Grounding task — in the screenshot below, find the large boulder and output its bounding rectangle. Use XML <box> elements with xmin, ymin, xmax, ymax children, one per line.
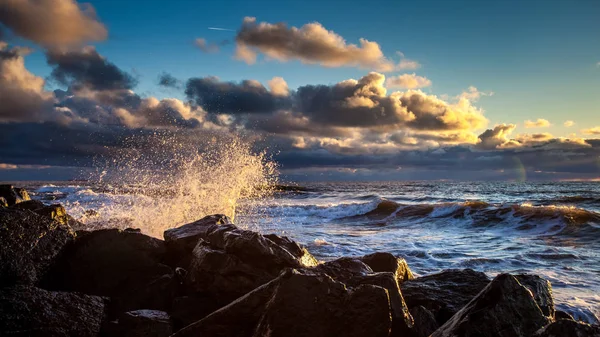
<box><xmin>534</xmin><ymin>319</ymin><xmax>600</xmax><ymax>337</ymax></box>
<box><xmin>0</xmin><ymin>207</ymin><xmax>75</xmax><ymax>286</ymax></box>
<box><xmin>42</xmin><ymin>228</ymin><xmax>174</xmax><ymax>316</ymax></box>
<box><xmin>401</xmin><ymin>268</ymin><xmax>490</xmax><ymax>325</ymax></box>
<box><xmin>411</xmin><ymin>305</ymin><xmax>439</xmax><ymax>337</ymax></box>
<box><xmin>515</xmin><ymin>274</ymin><xmax>555</xmax><ymax>319</ymax></box>
<box><xmin>0</xmin><ymin>184</ymin><xmax>30</xmax><ymax>206</ymax></box>
<box><xmin>431</xmin><ymin>274</ymin><xmax>551</xmax><ymax>337</ymax></box>
<box><xmin>118</xmin><ymin>310</ymin><xmax>173</xmax><ymax>337</ymax></box>
<box><xmin>360</xmin><ymin>252</ymin><xmax>415</xmax><ymax>283</ymax></box>
<box><xmin>183</xmin><ymin>221</ymin><xmax>318</xmax><ymax>302</ymax></box>
<box><xmin>0</xmin><ymin>285</ymin><xmax>106</xmax><ymax>337</ymax></box>
<box><xmin>11</xmin><ymin>200</ymin><xmax>72</xmax><ymax>226</ymax></box>
<box><xmin>174</xmin><ymin>269</ymin><xmax>393</xmax><ymax>337</ymax></box>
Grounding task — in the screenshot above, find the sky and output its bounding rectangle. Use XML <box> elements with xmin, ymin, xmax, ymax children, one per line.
<box><xmin>0</xmin><ymin>0</ymin><xmax>600</xmax><ymax>181</ymax></box>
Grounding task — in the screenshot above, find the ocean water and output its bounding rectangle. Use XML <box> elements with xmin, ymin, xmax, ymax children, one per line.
<box><xmin>22</xmin><ymin>180</ymin><xmax>600</xmax><ymax>323</ymax></box>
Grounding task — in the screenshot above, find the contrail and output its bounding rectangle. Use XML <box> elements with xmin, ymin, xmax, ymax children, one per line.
<box><xmin>208</xmin><ymin>27</ymin><xmax>234</xmax><ymax>31</ymax></box>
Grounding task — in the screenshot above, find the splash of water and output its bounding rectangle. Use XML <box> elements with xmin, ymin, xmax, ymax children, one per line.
<box><xmin>73</xmin><ymin>131</ymin><xmax>278</xmax><ymax>237</ymax></box>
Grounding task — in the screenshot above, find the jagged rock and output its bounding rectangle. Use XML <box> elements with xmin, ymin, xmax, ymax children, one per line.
<box><xmin>174</xmin><ymin>269</ymin><xmax>393</xmax><ymax>337</ymax></box>
<box><xmin>11</xmin><ymin>200</ymin><xmax>71</xmax><ymax>225</ymax></box>
<box><xmin>119</xmin><ymin>310</ymin><xmax>173</xmax><ymax>337</ymax></box>
<box><xmin>360</xmin><ymin>252</ymin><xmax>415</xmax><ymax>283</ymax></box>
<box><xmin>534</xmin><ymin>319</ymin><xmax>600</xmax><ymax>337</ymax></box>
<box><xmin>0</xmin><ymin>285</ymin><xmax>106</xmax><ymax>337</ymax></box>
<box><xmin>412</xmin><ymin>305</ymin><xmax>439</xmax><ymax>337</ymax></box>
<box><xmin>401</xmin><ymin>268</ymin><xmax>490</xmax><ymax>325</ymax></box>
<box><xmin>0</xmin><ymin>207</ymin><xmax>75</xmax><ymax>286</ymax></box>
<box><xmin>42</xmin><ymin>228</ymin><xmax>174</xmax><ymax>316</ymax></box>
<box><xmin>432</xmin><ymin>274</ymin><xmax>551</xmax><ymax>337</ymax></box>
<box><xmin>170</xmin><ymin>294</ymin><xmax>224</xmax><ymax>331</ymax></box>
<box><xmin>0</xmin><ymin>184</ymin><xmax>30</xmax><ymax>206</ymax></box>
<box><xmin>515</xmin><ymin>274</ymin><xmax>555</xmax><ymax>319</ymax></box>
<box><xmin>0</xmin><ymin>196</ymin><xmax>7</xmax><ymax>207</ymax></box>
<box><xmin>164</xmin><ymin>214</ymin><xmax>232</xmax><ymax>267</ymax></box>
<box><xmin>313</xmin><ymin>257</ymin><xmax>373</xmax><ymax>283</ymax></box>
<box><xmin>183</xmin><ymin>221</ymin><xmax>318</xmax><ymax>302</ymax></box>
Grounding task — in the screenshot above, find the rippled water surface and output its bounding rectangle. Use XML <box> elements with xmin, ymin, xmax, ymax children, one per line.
<box><xmin>24</xmin><ymin>181</ymin><xmax>600</xmax><ymax>323</ymax></box>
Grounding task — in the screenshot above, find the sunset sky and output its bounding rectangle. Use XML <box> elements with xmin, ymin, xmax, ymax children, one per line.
<box><xmin>1</xmin><ymin>0</ymin><xmax>599</xmax><ymax>181</ymax></box>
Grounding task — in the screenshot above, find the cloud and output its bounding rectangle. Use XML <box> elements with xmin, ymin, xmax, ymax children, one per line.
<box><xmin>267</xmin><ymin>77</ymin><xmax>289</xmax><ymax>96</ymax></box>
<box><xmin>564</xmin><ymin>120</ymin><xmax>575</xmax><ymax>127</ymax></box>
<box><xmin>234</xmin><ymin>17</ymin><xmax>403</xmax><ymax>72</ymax></box>
<box><xmin>46</xmin><ymin>46</ymin><xmax>137</xmax><ymax>92</ymax></box>
<box><xmin>208</xmin><ymin>27</ymin><xmax>234</xmax><ymax>32</ymax></box>
<box><xmin>457</xmin><ymin>86</ymin><xmax>493</xmax><ymax>102</ymax></box>
<box><xmin>158</xmin><ymin>72</ymin><xmax>182</xmax><ymax>89</ymax></box>
<box><xmin>476</xmin><ymin>124</ymin><xmax>517</xmax><ymax>149</ymax></box>
<box><xmin>385</xmin><ymin>73</ymin><xmax>431</xmax><ymax>89</ymax></box>
<box><xmin>582</xmin><ymin>127</ymin><xmax>600</xmax><ymax>135</ymax></box>
<box><xmin>524</xmin><ymin>118</ymin><xmax>551</xmax><ymax>128</ymax></box>
<box><xmin>185</xmin><ymin>76</ymin><xmax>292</xmax><ymax>114</ymax></box>
<box><xmin>195</xmin><ymin>38</ymin><xmax>220</xmax><ymax>53</ymax></box>
<box><xmin>0</xmin><ymin>0</ymin><xmax>107</xmax><ymax>48</ymax></box>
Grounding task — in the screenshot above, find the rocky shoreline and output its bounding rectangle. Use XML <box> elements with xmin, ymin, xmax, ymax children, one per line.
<box><xmin>1</xmin><ymin>184</ymin><xmax>599</xmax><ymax>337</ymax></box>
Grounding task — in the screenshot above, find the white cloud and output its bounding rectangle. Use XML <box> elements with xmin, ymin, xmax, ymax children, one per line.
<box><xmin>524</xmin><ymin>118</ymin><xmax>551</xmax><ymax>128</ymax></box>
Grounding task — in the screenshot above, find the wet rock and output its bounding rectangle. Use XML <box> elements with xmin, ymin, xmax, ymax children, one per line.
<box><xmin>184</xmin><ymin>221</ymin><xmax>318</xmax><ymax>302</ymax></box>
<box><xmin>432</xmin><ymin>274</ymin><xmax>551</xmax><ymax>337</ymax></box>
<box><xmin>411</xmin><ymin>305</ymin><xmax>439</xmax><ymax>337</ymax></box>
<box><xmin>0</xmin><ymin>184</ymin><xmax>30</xmax><ymax>206</ymax></box>
<box><xmin>42</xmin><ymin>228</ymin><xmax>174</xmax><ymax>316</ymax></box>
<box><xmin>360</xmin><ymin>252</ymin><xmax>415</xmax><ymax>283</ymax></box>
<box><xmin>401</xmin><ymin>268</ymin><xmax>490</xmax><ymax>325</ymax></box>
<box><xmin>170</xmin><ymin>295</ymin><xmax>223</xmax><ymax>331</ymax></box>
<box><xmin>534</xmin><ymin>319</ymin><xmax>600</xmax><ymax>337</ymax></box>
<box><xmin>11</xmin><ymin>200</ymin><xmax>71</xmax><ymax>225</ymax></box>
<box><xmin>164</xmin><ymin>214</ymin><xmax>231</xmax><ymax>267</ymax></box>
<box><xmin>515</xmin><ymin>274</ymin><xmax>555</xmax><ymax>319</ymax></box>
<box><xmin>0</xmin><ymin>285</ymin><xmax>106</xmax><ymax>337</ymax></box>
<box><xmin>313</xmin><ymin>257</ymin><xmax>373</xmax><ymax>284</ymax></box>
<box><xmin>0</xmin><ymin>207</ymin><xmax>75</xmax><ymax>286</ymax></box>
<box><xmin>119</xmin><ymin>310</ymin><xmax>173</xmax><ymax>337</ymax></box>
<box><xmin>175</xmin><ymin>269</ymin><xmax>393</xmax><ymax>337</ymax></box>
<box><xmin>0</xmin><ymin>196</ymin><xmax>7</xmax><ymax>207</ymax></box>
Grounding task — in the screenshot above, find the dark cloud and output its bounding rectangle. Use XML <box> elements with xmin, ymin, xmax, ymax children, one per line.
<box><xmin>0</xmin><ymin>0</ymin><xmax>107</xmax><ymax>48</ymax></box>
<box><xmin>158</xmin><ymin>72</ymin><xmax>181</xmax><ymax>89</ymax></box>
<box><xmin>47</xmin><ymin>47</ymin><xmax>137</xmax><ymax>92</ymax></box>
<box><xmin>185</xmin><ymin>76</ymin><xmax>291</xmax><ymax>114</ymax></box>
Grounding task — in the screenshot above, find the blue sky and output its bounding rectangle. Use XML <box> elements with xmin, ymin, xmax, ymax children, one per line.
<box><xmin>20</xmin><ymin>0</ymin><xmax>598</xmax><ymax>136</ymax></box>
<box><xmin>1</xmin><ymin>0</ymin><xmax>600</xmax><ymax>180</ymax></box>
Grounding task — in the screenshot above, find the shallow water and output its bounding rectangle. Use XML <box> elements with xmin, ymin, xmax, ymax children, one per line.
<box><xmin>24</xmin><ymin>180</ymin><xmax>600</xmax><ymax>323</ymax></box>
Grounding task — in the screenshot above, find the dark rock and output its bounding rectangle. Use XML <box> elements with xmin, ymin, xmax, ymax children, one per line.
<box><xmin>0</xmin><ymin>285</ymin><xmax>106</xmax><ymax>337</ymax></box>
<box><xmin>170</xmin><ymin>294</ymin><xmax>224</xmax><ymax>331</ymax></box>
<box><xmin>555</xmin><ymin>310</ymin><xmax>574</xmax><ymax>320</ymax></box>
<box><xmin>401</xmin><ymin>268</ymin><xmax>490</xmax><ymax>325</ymax></box>
<box><xmin>431</xmin><ymin>274</ymin><xmax>551</xmax><ymax>337</ymax></box>
<box><xmin>0</xmin><ymin>207</ymin><xmax>75</xmax><ymax>286</ymax></box>
<box><xmin>42</xmin><ymin>228</ymin><xmax>174</xmax><ymax>316</ymax></box>
<box><xmin>411</xmin><ymin>305</ymin><xmax>439</xmax><ymax>337</ymax></box>
<box><xmin>119</xmin><ymin>310</ymin><xmax>173</xmax><ymax>337</ymax></box>
<box><xmin>0</xmin><ymin>185</ymin><xmax>30</xmax><ymax>206</ymax></box>
<box><xmin>360</xmin><ymin>252</ymin><xmax>415</xmax><ymax>283</ymax></box>
<box><xmin>11</xmin><ymin>200</ymin><xmax>71</xmax><ymax>226</ymax></box>
<box><xmin>183</xmin><ymin>221</ymin><xmax>317</xmax><ymax>302</ymax></box>
<box><xmin>515</xmin><ymin>274</ymin><xmax>555</xmax><ymax>319</ymax></box>
<box><xmin>175</xmin><ymin>269</ymin><xmax>393</xmax><ymax>337</ymax></box>
<box><xmin>313</xmin><ymin>257</ymin><xmax>373</xmax><ymax>283</ymax></box>
<box><xmin>0</xmin><ymin>196</ymin><xmax>7</xmax><ymax>207</ymax></box>
<box><xmin>163</xmin><ymin>214</ymin><xmax>231</xmax><ymax>267</ymax></box>
<box><xmin>534</xmin><ymin>319</ymin><xmax>600</xmax><ymax>337</ymax></box>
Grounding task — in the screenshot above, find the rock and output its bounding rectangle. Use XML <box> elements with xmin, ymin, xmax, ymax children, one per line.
<box><xmin>0</xmin><ymin>184</ymin><xmax>30</xmax><ymax>206</ymax></box>
<box><xmin>313</xmin><ymin>257</ymin><xmax>373</xmax><ymax>284</ymax></box>
<box><xmin>170</xmin><ymin>295</ymin><xmax>224</xmax><ymax>331</ymax></box>
<box><xmin>401</xmin><ymin>268</ymin><xmax>490</xmax><ymax>325</ymax></box>
<box><xmin>11</xmin><ymin>200</ymin><xmax>72</xmax><ymax>225</ymax></box>
<box><xmin>183</xmin><ymin>221</ymin><xmax>318</xmax><ymax>302</ymax></box>
<box><xmin>534</xmin><ymin>319</ymin><xmax>600</xmax><ymax>337</ymax></box>
<box><xmin>42</xmin><ymin>228</ymin><xmax>174</xmax><ymax>316</ymax></box>
<box><xmin>175</xmin><ymin>269</ymin><xmax>393</xmax><ymax>337</ymax></box>
<box><xmin>411</xmin><ymin>305</ymin><xmax>439</xmax><ymax>337</ymax></box>
<box><xmin>360</xmin><ymin>252</ymin><xmax>415</xmax><ymax>283</ymax></box>
<box><xmin>0</xmin><ymin>285</ymin><xmax>106</xmax><ymax>337</ymax></box>
<box><xmin>515</xmin><ymin>274</ymin><xmax>555</xmax><ymax>319</ymax></box>
<box><xmin>0</xmin><ymin>196</ymin><xmax>7</xmax><ymax>207</ymax></box>
<box><xmin>0</xmin><ymin>207</ymin><xmax>75</xmax><ymax>286</ymax></box>
<box><xmin>119</xmin><ymin>310</ymin><xmax>173</xmax><ymax>337</ymax></box>
<box><xmin>431</xmin><ymin>274</ymin><xmax>551</xmax><ymax>337</ymax></box>
<box><xmin>164</xmin><ymin>214</ymin><xmax>232</xmax><ymax>267</ymax></box>
<box><xmin>554</xmin><ymin>310</ymin><xmax>574</xmax><ymax>320</ymax></box>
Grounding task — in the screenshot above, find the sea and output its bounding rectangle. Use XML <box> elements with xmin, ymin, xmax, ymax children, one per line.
<box><xmin>18</xmin><ymin>180</ymin><xmax>600</xmax><ymax>324</ymax></box>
